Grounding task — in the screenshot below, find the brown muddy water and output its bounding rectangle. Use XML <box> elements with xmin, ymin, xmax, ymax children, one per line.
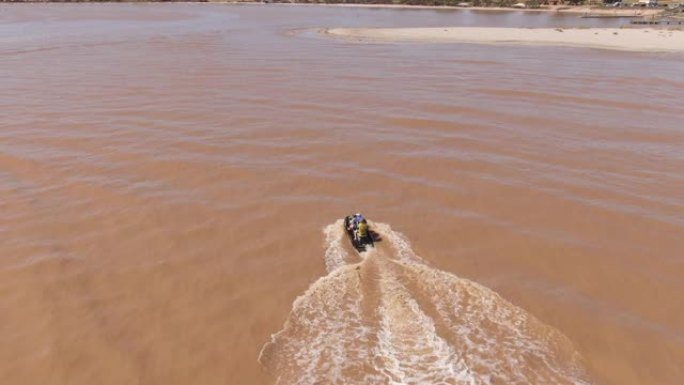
<box><xmin>1</xmin><ymin>3</ymin><xmax>683</xmax><ymax>385</ymax></box>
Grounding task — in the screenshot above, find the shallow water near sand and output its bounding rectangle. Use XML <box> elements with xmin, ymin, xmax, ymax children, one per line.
<box><xmin>1</xmin><ymin>3</ymin><xmax>683</xmax><ymax>385</ymax></box>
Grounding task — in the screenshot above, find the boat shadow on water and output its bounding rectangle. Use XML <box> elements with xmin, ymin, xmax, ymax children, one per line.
<box><xmin>369</xmin><ymin>230</ymin><xmax>382</xmax><ymax>244</ymax></box>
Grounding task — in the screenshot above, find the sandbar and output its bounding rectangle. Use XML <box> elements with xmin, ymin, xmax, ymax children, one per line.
<box><xmin>323</xmin><ymin>27</ymin><xmax>684</xmax><ymax>52</ymax></box>
<box><xmin>317</xmin><ymin>3</ymin><xmax>663</xmax><ymax>17</ymax></box>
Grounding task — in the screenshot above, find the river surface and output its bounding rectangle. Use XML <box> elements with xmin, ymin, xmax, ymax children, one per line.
<box><xmin>1</xmin><ymin>3</ymin><xmax>683</xmax><ymax>385</ymax></box>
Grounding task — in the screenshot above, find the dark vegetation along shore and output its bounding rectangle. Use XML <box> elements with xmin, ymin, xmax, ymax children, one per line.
<box><xmin>3</xmin><ymin>0</ymin><xmax>682</xmax><ymax>13</ymax></box>
<box><xmin>0</xmin><ymin>0</ymin><xmax>670</xmax><ymax>6</ymax></box>
<box><xmin>0</xmin><ymin>0</ymin><xmax>592</xmax><ymax>4</ymax></box>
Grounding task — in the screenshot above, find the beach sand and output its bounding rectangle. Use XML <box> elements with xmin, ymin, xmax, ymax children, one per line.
<box><xmin>324</xmin><ymin>27</ymin><xmax>684</xmax><ymax>52</ymax></box>
<box><xmin>325</xmin><ymin>3</ymin><xmax>662</xmax><ymax>16</ymax></box>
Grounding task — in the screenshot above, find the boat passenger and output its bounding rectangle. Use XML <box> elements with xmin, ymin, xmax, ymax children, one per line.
<box><xmin>347</xmin><ymin>216</ymin><xmax>355</xmax><ymax>231</ymax></box>
<box><xmin>352</xmin><ymin>213</ymin><xmax>364</xmax><ymax>229</ymax></box>
<box><xmin>358</xmin><ymin>219</ymin><xmax>368</xmax><ymax>242</ymax></box>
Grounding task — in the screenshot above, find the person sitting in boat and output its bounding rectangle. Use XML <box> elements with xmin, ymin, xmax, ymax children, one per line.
<box><xmin>346</xmin><ymin>215</ymin><xmax>355</xmax><ymax>232</ymax></box>
<box><xmin>347</xmin><ymin>213</ymin><xmax>360</xmax><ymax>231</ymax></box>
<box><xmin>352</xmin><ymin>213</ymin><xmax>365</xmax><ymax>229</ymax></box>
<box><xmin>350</xmin><ymin>213</ymin><xmax>366</xmax><ymax>241</ymax></box>
<box><xmin>357</xmin><ymin>219</ymin><xmax>368</xmax><ymax>242</ymax></box>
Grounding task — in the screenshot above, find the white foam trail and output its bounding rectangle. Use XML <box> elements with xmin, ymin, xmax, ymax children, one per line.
<box><xmin>399</xmin><ymin>261</ymin><xmax>589</xmax><ymax>385</ymax></box>
<box><xmin>259</xmin><ymin>264</ymin><xmax>381</xmax><ymax>385</ymax></box>
<box><xmin>371</xmin><ymin>222</ymin><xmax>425</xmax><ymax>265</ymax></box>
<box><xmin>260</xmin><ymin>220</ymin><xmax>591</xmax><ymax>385</ymax></box>
<box><xmin>380</xmin><ymin>225</ymin><xmax>590</xmax><ymax>385</ymax></box>
<box><xmin>374</xmin><ymin>266</ymin><xmax>475</xmax><ymax>385</ymax></box>
<box><xmin>322</xmin><ymin>219</ymin><xmax>349</xmax><ymax>273</ymax></box>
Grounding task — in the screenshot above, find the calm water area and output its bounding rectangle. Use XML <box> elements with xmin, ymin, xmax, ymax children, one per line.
<box><xmin>1</xmin><ymin>3</ymin><xmax>683</xmax><ymax>385</ymax></box>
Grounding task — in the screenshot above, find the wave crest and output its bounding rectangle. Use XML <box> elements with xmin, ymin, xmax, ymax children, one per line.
<box><xmin>259</xmin><ymin>221</ymin><xmax>589</xmax><ymax>385</ymax></box>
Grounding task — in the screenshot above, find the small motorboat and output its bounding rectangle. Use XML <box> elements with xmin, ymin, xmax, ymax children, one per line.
<box><xmin>344</xmin><ymin>214</ymin><xmax>374</xmax><ymax>252</ymax></box>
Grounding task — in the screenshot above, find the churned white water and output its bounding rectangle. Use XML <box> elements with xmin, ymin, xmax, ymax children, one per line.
<box><xmin>259</xmin><ymin>221</ymin><xmax>590</xmax><ymax>385</ymax></box>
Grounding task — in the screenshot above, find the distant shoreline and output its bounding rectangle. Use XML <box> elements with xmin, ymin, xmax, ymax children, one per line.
<box><xmin>264</xmin><ymin>2</ymin><xmax>664</xmax><ymax>17</ymax></box>
<box><xmin>0</xmin><ymin>0</ymin><xmax>666</xmax><ymax>17</ymax></box>
<box><xmin>324</xmin><ymin>26</ymin><xmax>684</xmax><ymax>52</ymax></box>
<box><xmin>0</xmin><ymin>0</ymin><xmax>669</xmax><ymax>23</ymax></box>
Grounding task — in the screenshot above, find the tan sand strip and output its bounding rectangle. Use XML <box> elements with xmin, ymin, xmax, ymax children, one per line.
<box><xmin>323</xmin><ymin>27</ymin><xmax>684</xmax><ymax>52</ymax></box>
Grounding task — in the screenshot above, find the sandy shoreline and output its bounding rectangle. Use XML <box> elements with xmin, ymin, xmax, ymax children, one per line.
<box><xmin>6</xmin><ymin>1</ymin><xmax>664</xmax><ymax>17</ymax></box>
<box><xmin>324</xmin><ymin>27</ymin><xmax>684</xmax><ymax>52</ymax></box>
<box><xmin>316</xmin><ymin>3</ymin><xmax>663</xmax><ymax>17</ymax></box>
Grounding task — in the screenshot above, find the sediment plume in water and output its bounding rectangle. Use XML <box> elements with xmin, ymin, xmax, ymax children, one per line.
<box><xmin>259</xmin><ymin>220</ymin><xmax>590</xmax><ymax>385</ymax></box>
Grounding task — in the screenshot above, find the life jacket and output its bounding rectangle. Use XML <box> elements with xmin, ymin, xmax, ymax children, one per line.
<box><xmin>358</xmin><ymin>221</ymin><xmax>368</xmax><ymax>238</ymax></box>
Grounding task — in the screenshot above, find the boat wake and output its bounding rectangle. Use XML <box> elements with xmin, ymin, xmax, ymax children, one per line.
<box><xmin>259</xmin><ymin>220</ymin><xmax>590</xmax><ymax>385</ymax></box>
